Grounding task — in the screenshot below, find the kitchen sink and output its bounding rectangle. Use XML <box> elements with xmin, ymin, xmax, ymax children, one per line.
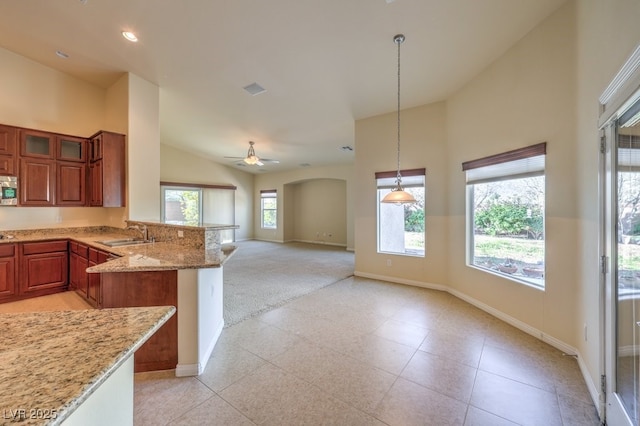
<box><xmin>97</xmin><ymin>238</ymin><xmax>150</xmax><ymax>247</ymax></box>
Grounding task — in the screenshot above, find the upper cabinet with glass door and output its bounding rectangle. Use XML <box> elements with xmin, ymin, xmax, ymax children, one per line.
<box><xmin>57</xmin><ymin>135</ymin><xmax>86</xmax><ymax>163</ymax></box>
<box><xmin>20</xmin><ymin>129</ymin><xmax>54</xmax><ymax>159</ymax></box>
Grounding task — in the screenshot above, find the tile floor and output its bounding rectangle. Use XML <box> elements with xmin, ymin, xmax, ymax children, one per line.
<box><xmin>134</xmin><ymin>277</ymin><xmax>601</xmax><ymax>426</ymax></box>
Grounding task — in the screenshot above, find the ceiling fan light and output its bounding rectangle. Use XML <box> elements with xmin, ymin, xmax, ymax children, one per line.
<box><xmin>244</xmin><ymin>155</ymin><xmax>260</xmax><ymax>165</ymax></box>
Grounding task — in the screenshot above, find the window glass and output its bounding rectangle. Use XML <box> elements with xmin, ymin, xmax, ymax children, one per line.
<box><xmin>377</xmin><ymin>175</ymin><xmax>425</xmax><ymax>257</ymax></box>
<box><xmin>261</xmin><ymin>191</ymin><xmax>277</xmax><ymax>229</ymax></box>
<box><xmin>465</xmin><ymin>146</ymin><xmax>546</xmax><ymax>288</ymax></box>
<box><xmin>161</xmin><ymin>187</ymin><xmax>202</xmax><ymax>225</ymax></box>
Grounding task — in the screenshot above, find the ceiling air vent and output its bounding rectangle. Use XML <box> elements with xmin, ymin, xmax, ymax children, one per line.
<box><xmin>243</xmin><ymin>82</ymin><xmax>267</xmax><ymax>96</ymax></box>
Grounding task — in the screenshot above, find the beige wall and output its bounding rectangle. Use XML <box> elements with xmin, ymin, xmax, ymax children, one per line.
<box><xmin>127</xmin><ymin>74</ymin><xmax>160</xmax><ymax>222</ymax></box>
<box><xmin>0</xmin><ymin>46</ymin><xmax>114</xmax><ymax>229</ymax></box>
<box><xmin>447</xmin><ymin>2</ymin><xmax>577</xmax><ymax>342</ymax></box>
<box><xmin>254</xmin><ymin>165</ymin><xmax>355</xmax><ymax>250</ymax></box>
<box><xmin>289</xmin><ymin>179</ymin><xmax>347</xmax><ymax>246</ymax></box>
<box><xmin>160</xmin><ymin>144</ymin><xmax>254</xmax><ymax>241</ymax></box>
<box><xmin>575</xmin><ymin>0</ymin><xmax>640</xmax><ymax>401</ymax></box>
<box><xmin>355</xmin><ymin>102</ymin><xmax>449</xmax><ymax>286</ymax></box>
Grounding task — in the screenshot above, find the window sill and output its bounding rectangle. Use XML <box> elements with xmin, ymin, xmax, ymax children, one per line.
<box><xmin>467</xmin><ymin>264</ymin><xmax>545</xmax><ymax>291</ymax></box>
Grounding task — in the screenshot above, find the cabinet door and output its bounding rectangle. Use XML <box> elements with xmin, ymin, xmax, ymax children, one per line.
<box><xmin>0</xmin><ymin>154</ymin><xmax>15</xmax><ymax>176</ymax></box>
<box><xmin>20</xmin><ymin>129</ymin><xmax>54</xmax><ymax>159</ymax></box>
<box><xmin>89</xmin><ymin>134</ymin><xmax>102</xmax><ymax>161</ymax></box>
<box><xmin>0</xmin><ymin>244</ymin><xmax>17</xmax><ymax>300</ymax></box>
<box><xmin>0</xmin><ymin>125</ymin><xmax>16</xmax><ymax>156</ymax></box>
<box><xmin>57</xmin><ymin>136</ymin><xmax>87</xmax><ymax>162</ymax></box>
<box><xmin>0</xmin><ymin>125</ymin><xmax>16</xmax><ymax>176</ymax></box>
<box><xmin>20</xmin><ymin>251</ymin><xmax>68</xmax><ymax>294</ymax></box>
<box><xmin>19</xmin><ymin>158</ymin><xmax>55</xmax><ymax>206</ymax></box>
<box><xmin>89</xmin><ymin>160</ymin><xmax>103</xmax><ymax>206</ymax></box>
<box><xmin>57</xmin><ymin>161</ymin><xmax>86</xmax><ymax>206</ymax></box>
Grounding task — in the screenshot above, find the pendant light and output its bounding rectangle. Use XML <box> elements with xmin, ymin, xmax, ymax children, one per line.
<box><xmin>381</xmin><ymin>34</ymin><xmax>416</xmax><ymax>204</ymax></box>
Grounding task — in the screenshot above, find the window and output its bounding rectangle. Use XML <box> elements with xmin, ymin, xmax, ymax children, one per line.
<box><xmin>160</xmin><ymin>181</ymin><xmax>237</xmax><ymax>243</ymax></box>
<box><xmin>376</xmin><ymin>168</ymin><xmax>425</xmax><ymax>257</ymax></box>
<box><xmin>261</xmin><ymin>190</ymin><xmax>277</xmax><ymax>229</ymax></box>
<box><xmin>463</xmin><ymin>143</ymin><xmax>546</xmax><ymax>288</ymax></box>
<box><xmin>161</xmin><ymin>186</ymin><xmax>202</xmax><ymax>224</ymax></box>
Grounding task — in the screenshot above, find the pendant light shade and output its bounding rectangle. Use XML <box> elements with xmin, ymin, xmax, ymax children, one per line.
<box><xmin>381</xmin><ymin>34</ymin><xmax>416</xmax><ymax>204</ymax></box>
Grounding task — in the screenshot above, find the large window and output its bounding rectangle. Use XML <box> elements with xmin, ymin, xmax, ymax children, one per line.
<box><xmin>161</xmin><ymin>186</ymin><xmax>202</xmax><ymax>224</ymax></box>
<box><xmin>376</xmin><ymin>168</ymin><xmax>425</xmax><ymax>257</ymax></box>
<box><xmin>261</xmin><ymin>189</ymin><xmax>277</xmax><ymax>229</ymax></box>
<box><xmin>160</xmin><ymin>181</ymin><xmax>237</xmax><ymax>243</ymax></box>
<box><xmin>463</xmin><ymin>143</ymin><xmax>546</xmax><ymax>288</ymax></box>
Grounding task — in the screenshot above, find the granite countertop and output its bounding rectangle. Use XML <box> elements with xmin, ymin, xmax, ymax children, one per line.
<box><xmin>0</xmin><ymin>306</ymin><xmax>176</xmax><ymax>426</ymax></box>
<box><xmin>0</xmin><ymin>228</ymin><xmax>237</xmax><ymax>273</ymax></box>
<box><xmin>85</xmin><ymin>241</ymin><xmax>237</xmax><ymax>273</ymax></box>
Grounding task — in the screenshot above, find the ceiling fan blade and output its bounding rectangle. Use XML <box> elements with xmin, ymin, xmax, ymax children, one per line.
<box><xmin>260</xmin><ymin>158</ymin><xmax>280</xmax><ymax>163</ymax></box>
<box><xmin>224</xmin><ymin>156</ymin><xmax>245</xmax><ymax>160</ymax></box>
<box><xmin>256</xmin><ymin>160</ymin><xmax>264</xmax><ymax>166</ymax></box>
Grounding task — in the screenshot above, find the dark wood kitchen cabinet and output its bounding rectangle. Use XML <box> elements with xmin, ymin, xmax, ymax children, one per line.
<box><xmin>19</xmin><ymin>157</ymin><xmax>55</xmax><ymax>206</ymax></box>
<box><xmin>87</xmin><ymin>247</ymin><xmax>109</xmax><ymax>307</ymax></box>
<box><xmin>20</xmin><ymin>240</ymin><xmax>68</xmax><ymax>296</ymax></box>
<box><xmin>101</xmin><ymin>270</ymin><xmax>178</xmax><ymax>372</ymax></box>
<box><xmin>69</xmin><ymin>241</ymin><xmax>89</xmax><ymax>296</ymax></box>
<box><xmin>0</xmin><ymin>244</ymin><xmax>17</xmax><ymax>300</ymax></box>
<box><xmin>20</xmin><ymin>129</ymin><xmax>54</xmax><ymax>159</ymax></box>
<box><xmin>0</xmin><ymin>125</ymin><xmax>17</xmax><ymax>176</ymax></box>
<box><xmin>57</xmin><ymin>135</ymin><xmax>86</xmax><ymax>163</ymax></box>
<box><xmin>57</xmin><ymin>161</ymin><xmax>86</xmax><ymax>206</ymax></box>
<box><xmin>89</xmin><ymin>131</ymin><xmax>125</xmax><ymax>207</ymax></box>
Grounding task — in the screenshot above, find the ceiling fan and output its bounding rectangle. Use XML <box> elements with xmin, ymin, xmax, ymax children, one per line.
<box><xmin>225</xmin><ymin>141</ymin><xmax>280</xmax><ymax>166</ymax></box>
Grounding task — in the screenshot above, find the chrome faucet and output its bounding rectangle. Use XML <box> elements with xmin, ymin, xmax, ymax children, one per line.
<box><xmin>127</xmin><ymin>224</ymin><xmax>148</xmax><ymax>241</ymax></box>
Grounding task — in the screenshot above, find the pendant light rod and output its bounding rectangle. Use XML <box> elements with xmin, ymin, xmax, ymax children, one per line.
<box><xmin>394</xmin><ymin>34</ymin><xmax>404</xmax><ymax>182</ymax></box>
<box><xmin>381</xmin><ymin>34</ymin><xmax>416</xmax><ymax>204</ymax></box>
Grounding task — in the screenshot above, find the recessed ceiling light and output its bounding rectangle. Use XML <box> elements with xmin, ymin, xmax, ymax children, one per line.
<box><xmin>55</xmin><ymin>50</ymin><xmax>69</xmax><ymax>59</ymax></box>
<box><xmin>122</xmin><ymin>31</ymin><xmax>138</xmax><ymax>42</ymax></box>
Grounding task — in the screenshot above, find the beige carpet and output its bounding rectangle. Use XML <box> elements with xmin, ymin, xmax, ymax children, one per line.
<box><xmin>223</xmin><ymin>240</ymin><xmax>354</xmax><ymax>326</ymax></box>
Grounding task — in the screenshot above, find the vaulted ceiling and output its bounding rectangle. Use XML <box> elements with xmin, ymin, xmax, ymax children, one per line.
<box><xmin>0</xmin><ymin>0</ymin><xmax>566</xmax><ymax>173</ymax></box>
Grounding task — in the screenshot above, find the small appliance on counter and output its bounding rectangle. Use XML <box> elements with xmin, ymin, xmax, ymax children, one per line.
<box><xmin>0</xmin><ymin>176</ymin><xmax>18</xmax><ymax>206</ymax></box>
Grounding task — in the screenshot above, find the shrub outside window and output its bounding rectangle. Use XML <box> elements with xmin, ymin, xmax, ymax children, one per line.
<box><xmin>463</xmin><ymin>143</ymin><xmax>546</xmax><ymax>288</ymax></box>
<box><xmin>161</xmin><ymin>187</ymin><xmax>202</xmax><ymax>225</ymax></box>
<box><xmin>376</xmin><ymin>168</ymin><xmax>425</xmax><ymax>257</ymax></box>
<box><xmin>261</xmin><ymin>189</ymin><xmax>277</xmax><ymax>229</ymax></box>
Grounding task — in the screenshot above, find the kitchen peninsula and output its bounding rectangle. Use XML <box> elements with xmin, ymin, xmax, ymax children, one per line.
<box><xmin>0</xmin><ymin>220</ymin><xmax>238</xmax><ymax>377</ymax></box>
<box><xmin>1</xmin><ymin>305</ymin><xmax>175</xmax><ymax>426</ymax></box>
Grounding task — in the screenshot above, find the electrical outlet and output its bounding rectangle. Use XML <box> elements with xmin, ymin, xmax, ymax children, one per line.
<box><xmin>387</xmin><ymin>259</ymin><xmax>392</xmax><ymax>267</ymax></box>
<box><xmin>584</xmin><ymin>323</ymin><xmax>588</xmax><ymax>341</ymax></box>
<box><xmin>178</xmin><ymin>230</ymin><xmax>184</xmax><ymax>238</ymax></box>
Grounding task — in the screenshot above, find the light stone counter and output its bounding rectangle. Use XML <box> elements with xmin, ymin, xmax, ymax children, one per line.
<box><xmin>0</xmin><ymin>306</ymin><xmax>175</xmax><ymax>425</ymax></box>
<box><xmin>0</xmin><ymin>226</ymin><xmax>237</xmax><ymax>273</ymax></box>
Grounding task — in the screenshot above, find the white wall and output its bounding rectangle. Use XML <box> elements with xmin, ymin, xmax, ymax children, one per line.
<box><xmin>253</xmin><ymin>164</ymin><xmax>355</xmax><ymax>250</ymax></box>
<box><xmin>127</xmin><ymin>74</ymin><xmax>160</xmax><ymax>222</ymax></box>
<box><xmin>289</xmin><ymin>179</ymin><xmax>347</xmax><ymax>246</ymax></box>
<box><xmin>575</xmin><ymin>0</ymin><xmax>640</xmax><ymax>403</ymax></box>
<box><xmin>0</xmin><ymin>46</ymin><xmax>115</xmax><ymax>230</ymax></box>
<box><xmin>160</xmin><ymin>144</ymin><xmax>254</xmax><ymax>241</ymax></box>
<box><xmin>355</xmin><ymin>102</ymin><xmax>449</xmax><ymax>286</ymax></box>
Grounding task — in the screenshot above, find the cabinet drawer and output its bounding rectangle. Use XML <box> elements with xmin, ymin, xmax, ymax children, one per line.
<box><xmin>22</xmin><ymin>240</ymin><xmax>68</xmax><ymax>255</ymax></box>
<box><xmin>0</xmin><ymin>244</ymin><xmax>15</xmax><ymax>257</ymax></box>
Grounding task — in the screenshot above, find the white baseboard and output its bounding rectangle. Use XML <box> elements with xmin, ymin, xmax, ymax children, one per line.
<box><xmin>293</xmin><ymin>239</ymin><xmax>347</xmax><ymax>248</ymax></box>
<box><xmin>354</xmin><ymin>270</ymin><xmax>601</xmax><ymax>416</ymax></box>
<box><xmin>175</xmin><ymin>363</ymin><xmax>200</xmax><ymax>377</ymax></box>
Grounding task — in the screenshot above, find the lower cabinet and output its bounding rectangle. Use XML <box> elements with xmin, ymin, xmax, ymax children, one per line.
<box><xmin>70</xmin><ymin>241</ymin><xmax>110</xmax><ymax>308</ymax></box>
<box><xmin>101</xmin><ymin>270</ymin><xmax>178</xmax><ymax>373</ymax></box>
<box><xmin>0</xmin><ymin>244</ymin><xmax>17</xmax><ymax>300</ymax></box>
<box><xmin>20</xmin><ymin>240</ymin><xmax>68</xmax><ymax>296</ymax></box>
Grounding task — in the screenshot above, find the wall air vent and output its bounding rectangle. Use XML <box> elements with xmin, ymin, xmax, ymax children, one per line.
<box><xmin>243</xmin><ymin>82</ymin><xmax>267</xmax><ymax>96</ymax></box>
<box><xmin>300</xmin><ymin>163</ymin><xmax>311</xmax><ymax>167</ymax></box>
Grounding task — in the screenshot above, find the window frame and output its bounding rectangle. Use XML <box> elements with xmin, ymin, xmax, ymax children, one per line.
<box><xmin>261</xmin><ymin>189</ymin><xmax>277</xmax><ymax>229</ymax></box>
<box><xmin>376</xmin><ymin>168</ymin><xmax>426</xmax><ymax>257</ymax></box>
<box><xmin>463</xmin><ymin>143</ymin><xmax>547</xmax><ymax>289</ymax></box>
